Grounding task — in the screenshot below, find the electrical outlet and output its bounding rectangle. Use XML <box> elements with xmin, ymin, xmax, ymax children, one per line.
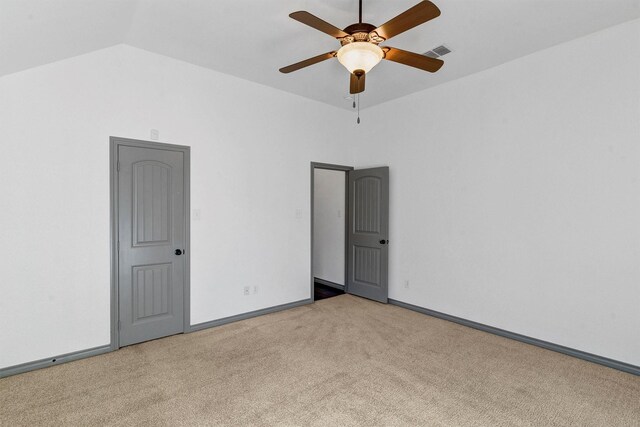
<box><xmin>253</xmin><ymin>285</ymin><xmax>259</xmax><ymax>294</ymax></box>
<box><xmin>243</xmin><ymin>286</ymin><xmax>250</xmax><ymax>296</ymax></box>
<box><xmin>150</xmin><ymin>129</ymin><xmax>159</xmax><ymax>140</ymax></box>
<box><xmin>404</xmin><ymin>280</ymin><xmax>410</xmax><ymax>289</ymax></box>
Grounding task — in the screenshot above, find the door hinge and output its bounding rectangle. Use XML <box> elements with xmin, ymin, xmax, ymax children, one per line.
<box><xmin>117</xmin><ymin>241</ymin><xmax>120</xmax><ymax>252</ymax></box>
<box><xmin>117</xmin><ymin>161</ymin><xmax>120</xmax><ymax>172</ymax></box>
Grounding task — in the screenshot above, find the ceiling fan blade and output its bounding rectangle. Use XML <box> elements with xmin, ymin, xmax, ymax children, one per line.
<box><xmin>279</xmin><ymin>51</ymin><xmax>336</xmax><ymax>74</ymax></box>
<box><xmin>383</xmin><ymin>47</ymin><xmax>444</xmax><ymax>72</ymax></box>
<box><xmin>350</xmin><ymin>72</ymin><xmax>366</xmax><ymax>94</ymax></box>
<box><xmin>289</xmin><ymin>11</ymin><xmax>349</xmax><ymax>39</ymax></box>
<box><xmin>372</xmin><ymin>1</ymin><xmax>441</xmax><ymax>41</ymax></box>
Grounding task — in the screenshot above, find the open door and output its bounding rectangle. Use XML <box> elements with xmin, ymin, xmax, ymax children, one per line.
<box><xmin>347</xmin><ymin>167</ymin><xmax>389</xmax><ymax>303</ymax></box>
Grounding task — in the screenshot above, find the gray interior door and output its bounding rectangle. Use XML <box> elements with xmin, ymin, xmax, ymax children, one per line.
<box><xmin>347</xmin><ymin>167</ymin><xmax>389</xmax><ymax>303</ymax></box>
<box><xmin>118</xmin><ymin>145</ymin><xmax>185</xmax><ymax>347</ymax></box>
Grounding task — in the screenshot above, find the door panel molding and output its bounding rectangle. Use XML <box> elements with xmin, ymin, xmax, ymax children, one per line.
<box><xmin>110</xmin><ymin>137</ymin><xmax>191</xmax><ymax>350</ymax></box>
<box><xmin>132</xmin><ymin>160</ymin><xmax>173</xmax><ymax>247</ymax></box>
<box><xmin>131</xmin><ymin>262</ymin><xmax>173</xmax><ymax>323</ymax></box>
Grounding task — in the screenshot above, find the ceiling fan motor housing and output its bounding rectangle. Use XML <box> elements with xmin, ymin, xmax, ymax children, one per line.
<box><xmin>341</xmin><ymin>22</ymin><xmax>385</xmax><ymax>46</ymax></box>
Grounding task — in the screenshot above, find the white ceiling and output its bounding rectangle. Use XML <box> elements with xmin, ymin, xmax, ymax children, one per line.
<box><xmin>1</xmin><ymin>0</ymin><xmax>638</xmax><ymax>109</ymax></box>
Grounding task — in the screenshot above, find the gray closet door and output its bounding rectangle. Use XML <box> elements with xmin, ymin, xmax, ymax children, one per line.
<box><xmin>347</xmin><ymin>167</ymin><xmax>389</xmax><ymax>303</ymax></box>
<box><xmin>118</xmin><ymin>145</ymin><xmax>185</xmax><ymax>347</ymax></box>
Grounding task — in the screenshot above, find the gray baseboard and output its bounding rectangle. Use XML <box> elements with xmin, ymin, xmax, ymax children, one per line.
<box><xmin>0</xmin><ymin>345</ymin><xmax>112</xmax><ymax>379</ymax></box>
<box><xmin>2</xmin><ymin>299</ymin><xmax>313</xmax><ymax>379</ymax></box>
<box><xmin>314</xmin><ymin>277</ymin><xmax>345</xmax><ymax>291</ymax></box>
<box><xmin>189</xmin><ymin>298</ymin><xmax>313</xmax><ymax>332</ymax></box>
<box><xmin>389</xmin><ymin>299</ymin><xmax>639</xmax><ymax>376</ymax></box>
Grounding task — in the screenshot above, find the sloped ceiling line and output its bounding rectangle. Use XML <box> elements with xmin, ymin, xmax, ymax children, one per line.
<box><xmin>1</xmin><ymin>0</ymin><xmax>638</xmax><ymax>109</ymax></box>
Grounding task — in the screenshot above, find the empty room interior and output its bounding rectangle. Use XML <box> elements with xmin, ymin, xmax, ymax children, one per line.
<box><xmin>1</xmin><ymin>0</ymin><xmax>639</xmax><ymax>425</ymax></box>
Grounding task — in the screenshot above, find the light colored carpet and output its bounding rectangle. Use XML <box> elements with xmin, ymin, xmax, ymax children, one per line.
<box><xmin>1</xmin><ymin>294</ymin><xmax>639</xmax><ymax>426</ymax></box>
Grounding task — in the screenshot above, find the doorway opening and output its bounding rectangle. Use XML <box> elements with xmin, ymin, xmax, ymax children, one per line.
<box><xmin>310</xmin><ymin>163</ymin><xmax>353</xmax><ymax>301</ymax></box>
<box><xmin>311</xmin><ymin>162</ymin><xmax>390</xmax><ymax>304</ymax></box>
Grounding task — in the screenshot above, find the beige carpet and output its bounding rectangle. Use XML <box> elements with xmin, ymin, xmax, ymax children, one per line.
<box><xmin>1</xmin><ymin>294</ymin><xmax>639</xmax><ymax>426</ymax></box>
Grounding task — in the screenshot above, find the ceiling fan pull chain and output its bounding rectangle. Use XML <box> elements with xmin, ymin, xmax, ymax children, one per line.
<box><xmin>357</xmin><ymin>94</ymin><xmax>361</xmax><ymax>124</ymax></box>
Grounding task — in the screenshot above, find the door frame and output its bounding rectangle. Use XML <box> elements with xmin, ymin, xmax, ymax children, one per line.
<box><xmin>310</xmin><ymin>162</ymin><xmax>353</xmax><ymax>301</ymax></box>
<box><xmin>109</xmin><ymin>136</ymin><xmax>191</xmax><ymax>350</ymax></box>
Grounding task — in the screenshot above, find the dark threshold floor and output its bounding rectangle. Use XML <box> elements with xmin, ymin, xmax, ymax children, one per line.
<box><xmin>314</xmin><ymin>282</ymin><xmax>345</xmax><ymax>301</ymax></box>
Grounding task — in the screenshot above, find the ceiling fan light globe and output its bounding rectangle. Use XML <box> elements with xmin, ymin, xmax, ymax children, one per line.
<box><xmin>337</xmin><ymin>42</ymin><xmax>383</xmax><ymax>74</ymax></box>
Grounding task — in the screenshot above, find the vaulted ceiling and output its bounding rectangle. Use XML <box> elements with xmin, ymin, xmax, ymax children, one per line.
<box><xmin>1</xmin><ymin>0</ymin><xmax>638</xmax><ymax>109</ymax></box>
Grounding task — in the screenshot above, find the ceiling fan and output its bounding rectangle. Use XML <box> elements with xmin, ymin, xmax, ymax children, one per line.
<box><xmin>279</xmin><ymin>0</ymin><xmax>444</xmax><ymax>95</ymax></box>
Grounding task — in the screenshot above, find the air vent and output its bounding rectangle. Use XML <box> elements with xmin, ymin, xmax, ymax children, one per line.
<box><xmin>433</xmin><ymin>45</ymin><xmax>451</xmax><ymax>56</ymax></box>
<box><xmin>423</xmin><ymin>45</ymin><xmax>452</xmax><ymax>58</ymax></box>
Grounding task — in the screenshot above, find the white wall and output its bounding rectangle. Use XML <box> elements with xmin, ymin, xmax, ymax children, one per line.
<box><xmin>2</xmin><ymin>19</ymin><xmax>638</xmax><ymax>371</ymax></box>
<box><xmin>313</xmin><ymin>169</ymin><xmax>346</xmax><ymax>285</ymax></box>
<box><xmin>0</xmin><ymin>45</ymin><xmax>355</xmax><ymax>369</ymax></box>
<box><xmin>353</xmin><ymin>19</ymin><xmax>640</xmax><ymax>365</ymax></box>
